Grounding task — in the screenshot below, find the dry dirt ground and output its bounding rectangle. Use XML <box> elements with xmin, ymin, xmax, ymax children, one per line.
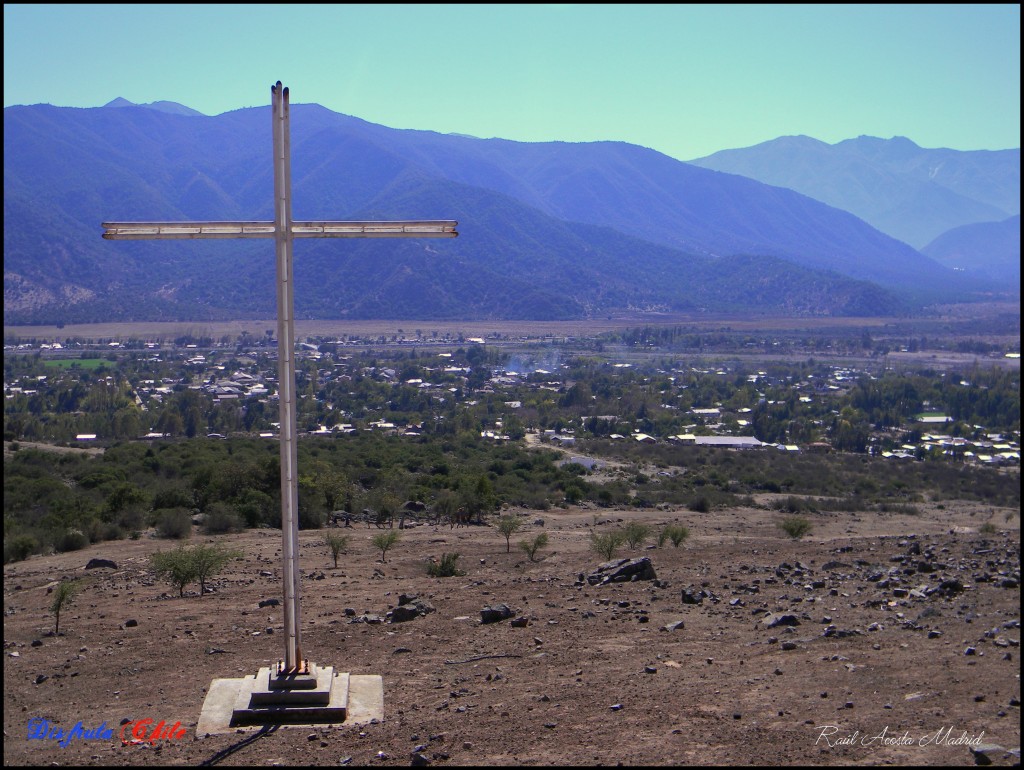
<box><xmin>3</xmin><ymin>500</ymin><xmax>1020</xmax><ymax>767</ymax></box>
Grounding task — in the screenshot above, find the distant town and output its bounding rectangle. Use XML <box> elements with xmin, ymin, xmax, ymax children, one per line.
<box><xmin>5</xmin><ymin>328</ymin><xmax>1019</xmax><ymax>467</ymax></box>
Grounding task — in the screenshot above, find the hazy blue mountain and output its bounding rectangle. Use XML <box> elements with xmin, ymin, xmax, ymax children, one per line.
<box><xmin>688</xmin><ymin>135</ymin><xmax>1019</xmax><ymax>249</ymax></box>
<box><xmin>103</xmin><ymin>97</ymin><xmax>206</xmax><ymax>117</ymax></box>
<box><xmin>922</xmin><ymin>215</ymin><xmax>1020</xmax><ymax>285</ymax></box>
<box><xmin>3</xmin><ymin>102</ymin><xmax>995</xmax><ymax>324</ymax></box>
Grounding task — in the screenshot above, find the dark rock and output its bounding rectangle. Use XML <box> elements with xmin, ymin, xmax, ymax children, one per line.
<box><xmin>762</xmin><ymin>613</ymin><xmax>801</xmax><ymax>628</ymax></box>
<box><xmin>258</xmin><ymin>599</ymin><xmax>280</xmax><ymax>608</ymax></box>
<box><xmin>587</xmin><ymin>557</ymin><xmax>656</xmax><ymax>586</ymax></box>
<box><xmin>85</xmin><ymin>558</ymin><xmax>117</xmax><ymax>570</ymax></box>
<box><xmin>936</xmin><ymin>579</ymin><xmax>965</xmax><ymax>596</ymax></box>
<box><xmin>970</xmin><ymin>744</ymin><xmax>1006</xmax><ymax>765</ymax></box>
<box><xmin>390</xmin><ymin>597</ymin><xmax>435</xmax><ymax>623</ymax></box>
<box><xmin>480</xmin><ymin>604</ymin><xmax>515</xmax><ymax>624</ymax></box>
<box><xmin>681</xmin><ymin>587</ymin><xmax>704</xmax><ymax>605</ymax></box>
<box><xmin>124</xmin><ymin>619</ymin><xmax>138</xmax><ymax>628</ymax></box>
<box><xmin>390</xmin><ymin>605</ymin><xmax>422</xmax><ymax>623</ymax></box>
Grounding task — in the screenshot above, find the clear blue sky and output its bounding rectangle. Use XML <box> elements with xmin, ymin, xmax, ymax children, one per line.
<box><xmin>4</xmin><ymin>3</ymin><xmax>1019</xmax><ymax>160</ymax></box>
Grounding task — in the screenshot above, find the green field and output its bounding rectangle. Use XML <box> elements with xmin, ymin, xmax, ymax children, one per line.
<box><xmin>42</xmin><ymin>357</ymin><xmax>109</xmax><ymax>370</ymax></box>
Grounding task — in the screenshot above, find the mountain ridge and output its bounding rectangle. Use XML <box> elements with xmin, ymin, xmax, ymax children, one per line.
<box><xmin>689</xmin><ymin>134</ymin><xmax>1019</xmax><ymax>252</ymax></box>
<box><xmin>3</xmin><ymin>102</ymin><xmax>1006</xmax><ymax>324</ymax></box>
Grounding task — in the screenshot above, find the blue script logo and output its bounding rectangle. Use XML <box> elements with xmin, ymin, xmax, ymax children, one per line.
<box><xmin>27</xmin><ymin>717</ymin><xmax>114</xmax><ymax>747</ymax></box>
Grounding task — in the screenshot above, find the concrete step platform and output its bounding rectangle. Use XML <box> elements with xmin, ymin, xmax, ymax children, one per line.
<box><xmin>196</xmin><ymin>669</ymin><xmax>383</xmax><ymax>736</ymax></box>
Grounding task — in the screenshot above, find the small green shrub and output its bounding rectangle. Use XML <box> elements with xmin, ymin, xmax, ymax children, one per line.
<box><xmin>50</xmin><ymin>579</ymin><xmax>80</xmax><ymax>635</ymax></box>
<box><xmin>156</xmin><ymin>508</ymin><xmax>192</xmax><ymax>539</ymax></box>
<box><xmin>323</xmin><ymin>532</ymin><xmax>350</xmax><ymax>568</ymax></box>
<box><xmin>979</xmin><ymin>522</ymin><xmax>998</xmax><ymax>535</ymax></box>
<box><xmin>189</xmin><ymin>543</ymin><xmax>242</xmax><ymax>596</ymax></box>
<box><xmin>202</xmin><ymin>503</ymin><xmax>243</xmax><ymax>534</ymax></box>
<box><xmin>150</xmin><ymin>543</ymin><xmax>239</xmax><ymax>597</ymax></box>
<box><xmin>54</xmin><ymin>529</ymin><xmax>89</xmax><ymax>553</ymax></box>
<box><xmin>777</xmin><ymin>515</ymin><xmax>812</xmax><ymax>540</ymax></box>
<box><xmin>427</xmin><ymin>552</ymin><xmax>466</xmax><ymax>577</ymax></box>
<box><xmin>5</xmin><ymin>534</ymin><xmax>39</xmax><ymax>563</ymax></box>
<box><xmin>687</xmin><ymin>496</ymin><xmax>711</xmax><ymax>513</ymax></box>
<box><xmin>150</xmin><ymin>546</ymin><xmax>198</xmax><ymax>597</ymax></box>
<box><xmin>496</xmin><ymin>514</ymin><xmax>523</xmax><ymax>553</ymax></box>
<box><xmin>590</xmin><ymin>530</ymin><xmax>626</xmax><ymax>560</ymax></box>
<box><xmin>518</xmin><ymin>532</ymin><xmax>549</xmax><ymax>562</ymax></box>
<box><xmin>372</xmin><ymin>530</ymin><xmax>400</xmax><ymax>563</ymax></box>
<box><xmin>663</xmin><ymin>524</ymin><xmax>690</xmax><ymax>547</ymax></box>
<box><xmin>623</xmin><ymin>521</ymin><xmax>651</xmax><ymax>549</ymax></box>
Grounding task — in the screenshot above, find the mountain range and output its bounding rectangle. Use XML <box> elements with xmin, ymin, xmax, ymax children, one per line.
<box><xmin>689</xmin><ymin>134</ymin><xmax>1019</xmax><ymax>251</ymax></box>
<box><xmin>3</xmin><ymin>100</ymin><xmax>1017</xmax><ymax>324</ymax></box>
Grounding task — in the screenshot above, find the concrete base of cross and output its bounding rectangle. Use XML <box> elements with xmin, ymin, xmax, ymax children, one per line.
<box><xmin>196</xmin><ymin>663</ymin><xmax>383</xmax><ymax>735</ymax></box>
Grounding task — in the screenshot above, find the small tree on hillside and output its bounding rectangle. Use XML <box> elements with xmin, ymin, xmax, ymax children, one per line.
<box><xmin>151</xmin><ymin>546</ymin><xmax>198</xmax><ymax>597</ymax></box>
<box><xmin>496</xmin><ymin>514</ymin><xmax>523</xmax><ymax>553</ymax></box>
<box><xmin>778</xmin><ymin>515</ymin><xmax>812</xmax><ymax>540</ymax></box>
<box><xmin>372</xmin><ymin>530</ymin><xmax>400</xmax><ymax>563</ymax></box>
<box><xmin>190</xmin><ymin>543</ymin><xmax>242</xmax><ymax>596</ymax></box>
<box><xmin>590</xmin><ymin>530</ymin><xmax>626</xmax><ymax>560</ymax></box>
<box><xmin>324</xmin><ymin>532</ymin><xmax>350</xmax><ymax>568</ymax></box>
<box><xmin>518</xmin><ymin>532</ymin><xmax>549</xmax><ymax>562</ymax></box>
<box><xmin>624</xmin><ymin>521</ymin><xmax>651</xmax><ymax>549</ymax></box>
<box><xmin>50</xmin><ymin>579</ymin><xmax>80</xmax><ymax>635</ymax></box>
<box><xmin>659</xmin><ymin>524</ymin><xmax>692</xmax><ymax>548</ymax></box>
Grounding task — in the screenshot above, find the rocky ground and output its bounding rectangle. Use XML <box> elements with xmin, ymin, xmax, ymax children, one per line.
<box><xmin>3</xmin><ymin>499</ymin><xmax>1020</xmax><ymax>766</ymax></box>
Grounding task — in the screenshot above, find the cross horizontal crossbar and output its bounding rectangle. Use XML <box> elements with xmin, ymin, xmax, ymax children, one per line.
<box><xmin>101</xmin><ymin>221</ymin><xmax>458</xmax><ymax>239</ymax></box>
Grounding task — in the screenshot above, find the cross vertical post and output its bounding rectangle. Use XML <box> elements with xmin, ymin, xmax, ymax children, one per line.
<box><xmin>272</xmin><ymin>82</ymin><xmax>303</xmax><ymax>673</ymax></box>
<box><xmin>104</xmin><ymin>82</ymin><xmax>456</xmax><ymax>724</ymax></box>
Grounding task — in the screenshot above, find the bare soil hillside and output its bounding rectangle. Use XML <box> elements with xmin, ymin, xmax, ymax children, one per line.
<box><xmin>3</xmin><ymin>501</ymin><xmax>1020</xmax><ymax>766</ymax></box>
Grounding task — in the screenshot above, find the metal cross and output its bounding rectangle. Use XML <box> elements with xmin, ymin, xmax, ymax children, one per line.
<box><xmin>103</xmin><ymin>82</ymin><xmax>457</xmax><ymax>674</ymax></box>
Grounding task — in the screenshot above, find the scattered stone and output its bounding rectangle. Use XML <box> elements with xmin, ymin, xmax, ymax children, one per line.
<box><xmin>970</xmin><ymin>744</ymin><xmax>1007</xmax><ymax>765</ymax></box>
<box><xmin>762</xmin><ymin>613</ymin><xmax>801</xmax><ymax>629</ymax></box>
<box><xmin>587</xmin><ymin>557</ymin><xmax>657</xmax><ymax>586</ymax></box>
<box><xmin>821</xmin><ymin>561</ymin><xmax>851</xmax><ymax>571</ymax></box>
<box><xmin>390</xmin><ymin>595</ymin><xmax>436</xmax><ymax>623</ymax></box>
<box><xmin>258</xmin><ymin>599</ymin><xmax>280</xmax><ymax>608</ymax></box>
<box><xmin>936</xmin><ymin>579</ymin><xmax>965</xmax><ymax>597</ymax></box>
<box><xmin>661</xmin><ymin>620</ymin><xmax>685</xmax><ymax>632</ymax></box>
<box><xmin>681</xmin><ymin>587</ymin><xmax>704</xmax><ymax>605</ymax></box>
<box><xmin>510</xmin><ymin>617</ymin><xmax>530</xmax><ymax>628</ymax></box>
<box><xmin>124</xmin><ymin>619</ymin><xmax>138</xmax><ymax>628</ymax></box>
<box><xmin>85</xmin><ymin>558</ymin><xmax>117</xmax><ymax>570</ymax></box>
<box><xmin>480</xmin><ymin>604</ymin><xmax>516</xmax><ymax>624</ymax></box>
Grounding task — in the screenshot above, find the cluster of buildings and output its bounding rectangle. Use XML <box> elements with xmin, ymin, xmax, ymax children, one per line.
<box><xmin>4</xmin><ymin>341</ymin><xmax>1020</xmax><ymax>468</ymax></box>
